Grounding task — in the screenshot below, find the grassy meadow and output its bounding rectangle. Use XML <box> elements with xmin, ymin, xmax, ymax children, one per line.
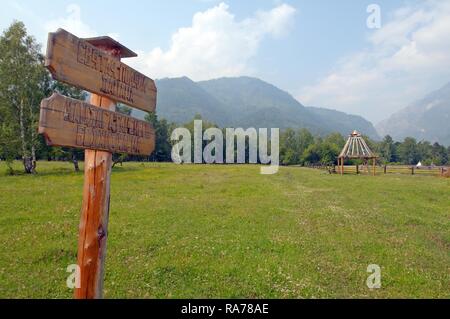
<box><xmin>0</xmin><ymin>161</ymin><xmax>449</xmax><ymax>298</ymax></box>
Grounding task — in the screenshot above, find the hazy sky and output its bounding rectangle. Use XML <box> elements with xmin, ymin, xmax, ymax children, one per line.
<box><xmin>1</xmin><ymin>0</ymin><xmax>449</xmax><ymax>123</ymax></box>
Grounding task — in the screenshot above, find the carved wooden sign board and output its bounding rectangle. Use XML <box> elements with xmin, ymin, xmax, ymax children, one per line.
<box><xmin>39</xmin><ymin>93</ymin><xmax>155</xmax><ymax>156</ymax></box>
<box><xmin>46</xmin><ymin>28</ymin><xmax>157</xmax><ymax>113</ymax></box>
<box><xmin>40</xmin><ymin>28</ymin><xmax>156</xmax><ymax>155</ymax></box>
<box><xmin>38</xmin><ymin>29</ymin><xmax>157</xmax><ymax>299</ymax></box>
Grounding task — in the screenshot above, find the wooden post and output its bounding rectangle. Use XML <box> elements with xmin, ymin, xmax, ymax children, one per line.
<box><xmin>356</xmin><ymin>164</ymin><xmax>359</xmax><ymax>175</ymax></box>
<box><xmin>75</xmin><ymin>94</ymin><xmax>115</xmax><ymax>299</ymax></box>
<box><xmin>384</xmin><ymin>165</ymin><xmax>387</xmax><ymax>174</ymax></box>
<box><xmin>372</xmin><ymin>158</ymin><xmax>376</xmax><ymax>176</ymax></box>
<box><xmin>75</xmin><ymin>46</ymin><xmax>120</xmax><ymax>299</ymax></box>
<box><xmin>412</xmin><ymin>166</ymin><xmax>415</xmax><ymax>175</ymax></box>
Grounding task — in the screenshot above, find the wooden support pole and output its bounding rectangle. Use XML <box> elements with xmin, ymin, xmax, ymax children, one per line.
<box><xmin>356</xmin><ymin>164</ymin><xmax>359</xmax><ymax>175</ymax></box>
<box><xmin>384</xmin><ymin>165</ymin><xmax>387</xmax><ymax>174</ymax></box>
<box><xmin>75</xmin><ymin>94</ymin><xmax>115</xmax><ymax>299</ymax></box>
<box><xmin>75</xmin><ymin>46</ymin><xmax>120</xmax><ymax>299</ymax></box>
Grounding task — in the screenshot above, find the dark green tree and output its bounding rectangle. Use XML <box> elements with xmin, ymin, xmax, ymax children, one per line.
<box><xmin>417</xmin><ymin>141</ymin><xmax>432</xmax><ymax>165</ymax></box>
<box><xmin>302</xmin><ymin>138</ymin><xmax>339</xmax><ymax>165</ymax></box>
<box><xmin>324</xmin><ymin>132</ymin><xmax>345</xmax><ymax>149</ymax></box>
<box><xmin>111</xmin><ymin>103</ymin><xmax>134</xmax><ymax>167</ymax></box>
<box><xmin>398</xmin><ymin>137</ymin><xmax>420</xmax><ymax>165</ymax></box>
<box><xmin>280</xmin><ymin>128</ymin><xmax>315</xmax><ymax>165</ymax></box>
<box><xmin>50</xmin><ymin>82</ymin><xmax>86</xmax><ymax>171</ymax></box>
<box><xmin>430</xmin><ymin>142</ymin><xmax>448</xmax><ymax>165</ymax></box>
<box><xmin>379</xmin><ymin>135</ymin><xmax>396</xmax><ymax>163</ymax></box>
<box><xmin>145</xmin><ymin>112</ymin><xmax>173</xmax><ymax>162</ymax></box>
<box><xmin>280</xmin><ymin>128</ymin><xmax>298</xmax><ymax>165</ymax></box>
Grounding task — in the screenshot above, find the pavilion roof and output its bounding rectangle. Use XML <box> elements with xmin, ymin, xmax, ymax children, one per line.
<box><xmin>338</xmin><ymin>130</ymin><xmax>377</xmax><ymax>159</ymax></box>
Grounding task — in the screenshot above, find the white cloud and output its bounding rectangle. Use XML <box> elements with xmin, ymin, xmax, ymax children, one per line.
<box><xmin>129</xmin><ymin>2</ymin><xmax>296</xmax><ymax>81</ymax></box>
<box><xmin>45</xmin><ymin>4</ymin><xmax>97</xmax><ymax>38</ymax></box>
<box><xmin>44</xmin><ymin>4</ymin><xmax>121</xmax><ymax>45</ymax></box>
<box><xmin>298</xmin><ymin>1</ymin><xmax>450</xmax><ymax>123</ymax></box>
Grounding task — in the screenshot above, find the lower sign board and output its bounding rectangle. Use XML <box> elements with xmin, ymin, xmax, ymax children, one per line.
<box><xmin>39</xmin><ymin>93</ymin><xmax>155</xmax><ymax>156</ymax></box>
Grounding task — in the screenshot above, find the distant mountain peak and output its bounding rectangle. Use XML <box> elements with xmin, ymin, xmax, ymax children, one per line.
<box><xmin>376</xmin><ymin>81</ymin><xmax>450</xmax><ymax>145</ymax></box>
<box><xmin>157</xmin><ymin>76</ymin><xmax>194</xmax><ymax>83</ymax></box>
<box><xmin>152</xmin><ymin>76</ymin><xmax>379</xmax><ymax>139</ymax></box>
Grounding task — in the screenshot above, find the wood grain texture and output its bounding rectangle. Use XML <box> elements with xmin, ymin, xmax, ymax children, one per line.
<box><xmin>444</xmin><ymin>168</ymin><xmax>450</xmax><ymax>177</ymax></box>
<box><xmin>45</xmin><ymin>28</ymin><xmax>157</xmax><ymax>112</ymax></box>
<box><xmin>39</xmin><ymin>93</ymin><xmax>155</xmax><ymax>156</ymax></box>
<box><xmin>74</xmin><ymin>94</ymin><xmax>114</xmax><ymax>299</ymax></box>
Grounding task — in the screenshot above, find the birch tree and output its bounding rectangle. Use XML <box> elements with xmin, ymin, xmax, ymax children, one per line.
<box><xmin>0</xmin><ymin>21</ymin><xmax>49</xmax><ymax>174</ymax></box>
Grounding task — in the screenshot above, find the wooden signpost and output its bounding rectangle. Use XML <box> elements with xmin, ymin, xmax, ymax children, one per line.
<box><xmin>39</xmin><ymin>29</ymin><xmax>157</xmax><ymax>299</ymax></box>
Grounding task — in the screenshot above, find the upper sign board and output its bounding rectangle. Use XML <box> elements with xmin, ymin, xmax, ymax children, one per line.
<box><xmin>45</xmin><ymin>28</ymin><xmax>156</xmax><ymax>113</ymax></box>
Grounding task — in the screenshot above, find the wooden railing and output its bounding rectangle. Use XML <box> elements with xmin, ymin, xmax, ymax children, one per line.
<box><xmin>305</xmin><ymin>164</ymin><xmax>449</xmax><ymax>177</ymax></box>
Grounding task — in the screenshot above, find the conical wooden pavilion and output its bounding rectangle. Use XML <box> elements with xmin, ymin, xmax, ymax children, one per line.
<box><xmin>337</xmin><ymin>130</ymin><xmax>378</xmax><ymax>175</ymax></box>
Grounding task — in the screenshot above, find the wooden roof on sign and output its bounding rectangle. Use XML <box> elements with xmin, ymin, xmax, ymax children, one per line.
<box><xmin>83</xmin><ymin>36</ymin><xmax>137</xmax><ymax>58</ymax></box>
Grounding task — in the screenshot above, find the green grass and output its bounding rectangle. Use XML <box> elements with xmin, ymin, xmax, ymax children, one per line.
<box><xmin>0</xmin><ymin>161</ymin><xmax>449</xmax><ymax>298</ymax></box>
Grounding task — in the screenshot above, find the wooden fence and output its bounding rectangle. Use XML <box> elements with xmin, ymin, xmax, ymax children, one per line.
<box><xmin>305</xmin><ymin>164</ymin><xmax>449</xmax><ymax>177</ymax></box>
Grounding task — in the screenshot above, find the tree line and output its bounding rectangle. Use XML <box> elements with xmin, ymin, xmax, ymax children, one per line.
<box><xmin>167</xmin><ymin>120</ymin><xmax>450</xmax><ymax>167</ymax></box>
<box><xmin>278</xmin><ymin>128</ymin><xmax>449</xmax><ymax>167</ymax></box>
<box><xmin>105</xmin><ymin>114</ymin><xmax>450</xmax><ymax>168</ymax></box>
<box><xmin>1</xmin><ymin>21</ymin><xmax>449</xmax><ymax>174</ymax></box>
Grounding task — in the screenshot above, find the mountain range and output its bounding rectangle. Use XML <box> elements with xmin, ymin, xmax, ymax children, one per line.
<box><xmin>376</xmin><ymin>82</ymin><xmax>450</xmax><ymax>146</ymax></box>
<box><xmin>134</xmin><ymin>76</ymin><xmax>380</xmax><ymax>139</ymax></box>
